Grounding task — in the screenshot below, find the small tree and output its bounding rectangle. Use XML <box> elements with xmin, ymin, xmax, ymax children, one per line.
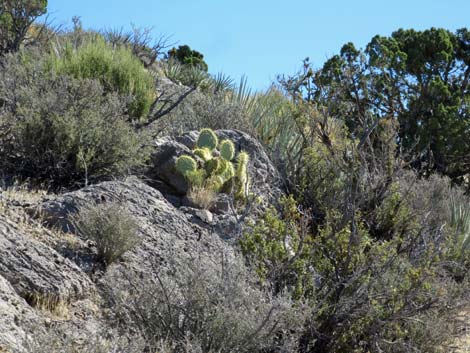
<box><xmin>0</xmin><ymin>0</ymin><xmax>47</xmax><ymax>55</ymax></box>
<box><xmin>168</xmin><ymin>44</ymin><xmax>208</xmax><ymax>71</ymax></box>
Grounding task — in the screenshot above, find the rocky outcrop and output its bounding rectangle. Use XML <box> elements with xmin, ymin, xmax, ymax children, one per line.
<box><xmin>35</xmin><ymin>178</ymin><xmax>236</xmax><ymax>276</ymax></box>
<box><xmin>0</xmin><ymin>177</ymin><xmax>242</xmax><ymax>352</ymax></box>
<box><xmin>0</xmin><ymin>130</ymin><xmax>281</xmax><ymax>352</ymax></box>
<box><xmin>146</xmin><ymin>129</ymin><xmax>284</xmax><ymax>208</ymax></box>
<box><xmin>145</xmin><ymin>136</ymin><xmax>194</xmax><ymax>196</ymax></box>
<box><xmin>0</xmin><ymin>274</ymin><xmax>41</xmax><ymax>353</ymax></box>
<box><xmin>0</xmin><ymin>214</ymin><xmax>93</xmax><ymax>307</ymax></box>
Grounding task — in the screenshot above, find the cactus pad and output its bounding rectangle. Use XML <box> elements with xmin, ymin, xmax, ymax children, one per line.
<box><xmin>219</xmin><ymin>139</ymin><xmax>235</xmax><ymax>161</ymax></box>
<box><xmin>196</xmin><ymin>128</ymin><xmax>218</xmax><ymax>151</ymax></box>
<box><xmin>193</xmin><ymin>147</ymin><xmax>213</xmax><ymax>161</ymax></box>
<box><xmin>175</xmin><ymin>155</ymin><xmax>197</xmax><ymax>176</ymax></box>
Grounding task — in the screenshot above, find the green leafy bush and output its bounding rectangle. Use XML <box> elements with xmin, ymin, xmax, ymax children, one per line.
<box><xmin>72</xmin><ymin>202</ymin><xmax>139</xmax><ymax>266</ymax></box>
<box><xmin>241</xmin><ymin>196</ymin><xmax>463</xmax><ymax>352</ymax></box>
<box><xmin>48</xmin><ymin>36</ymin><xmax>155</xmax><ymax>119</ymax></box>
<box><xmin>0</xmin><ymin>54</ymin><xmax>146</xmax><ymax>188</ymax></box>
<box><xmin>168</xmin><ymin>44</ymin><xmax>208</xmax><ymax>71</ymax></box>
<box><xmin>240</xmin><ymin>195</ymin><xmax>315</xmax><ymax>299</ymax></box>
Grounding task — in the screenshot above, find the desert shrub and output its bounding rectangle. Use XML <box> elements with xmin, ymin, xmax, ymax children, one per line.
<box><xmin>240</xmin><ymin>109</ymin><xmax>467</xmax><ymax>351</ymax></box>
<box><xmin>48</xmin><ymin>35</ymin><xmax>155</xmax><ymax>119</ymax></box>
<box><xmin>394</xmin><ymin>172</ymin><xmax>470</xmax><ymax>279</ymax></box>
<box><xmin>157</xmin><ymin>78</ymin><xmax>256</xmax><ymax>135</ymax></box>
<box><xmin>72</xmin><ymin>202</ymin><xmax>139</xmax><ymax>266</ymax></box>
<box><xmin>0</xmin><ymin>52</ymin><xmax>146</xmax><ymax>188</ymax></box>
<box><xmin>241</xmin><ymin>196</ymin><xmax>464</xmax><ymax>353</ymax></box>
<box><xmin>110</xmin><ymin>256</ymin><xmax>307</xmax><ymax>353</ymax></box>
<box><xmin>240</xmin><ymin>195</ymin><xmax>315</xmax><ymax>299</ymax></box>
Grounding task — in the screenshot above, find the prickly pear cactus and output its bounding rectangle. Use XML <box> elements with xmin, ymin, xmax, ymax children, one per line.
<box><xmin>186</xmin><ymin>169</ymin><xmax>205</xmax><ymax>187</ymax></box>
<box><xmin>175</xmin><ymin>155</ymin><xmax>197</xmax><ymax>176</ymax></box>
<box><xmin>205</xmin><ymin>158</ymin><xmax>220</xmax><ymax>175</ymax></box>
<box><xmin>174</xmin><ymin>129</ymin><xmax>250</xmax><ymax>207</ymax></box>
<box><xmin>193</xmin><ymin>147</ymin><xmax>213</xmax><ymax>161</ymax></box>
<box><xmin>219</xmin><ymin>139</ymin><xmax>235</xmax><ymax>161</ymax></box>
<box><xmin>196</xmin><ymin>128</ymin><xmax>218</xmax><ymax>151</ymax></box>
<box><xmin>235</xmin><ymin>151</ymin><xmax>249</xmax><ymax>199</ymax></box>
<box><xmin>219</xmin><ymin>159</ymin><xmax>235</xmax><ymax>182</ymax></box>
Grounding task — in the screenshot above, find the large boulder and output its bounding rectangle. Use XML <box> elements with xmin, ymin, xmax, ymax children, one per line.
<box><xmin>145</xmin><ymin>137</ymin><xmax>194</xmax><ymax>196</ymax></box>
<box><xmin>35</xmin><ymin>178</ymin><xmax>236</xmax><ymax>279</ymax></box>
<box><xmin>146</xmin><ymin>129</ymin><xmax>284</xmax><ymax>206</ymax></box>
<box><xmin>0</xmin><ymin>214</ymin><xmax>93</xmax><ymax>307</ymax></box>
<box><xmin>0</xmin><ymin>274</ymin><xmax>42</xmax><ymax>353</ymax></box>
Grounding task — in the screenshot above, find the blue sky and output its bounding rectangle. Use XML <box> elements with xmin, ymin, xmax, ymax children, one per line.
<box><xmin>46</xmin><ymin>0</ymin><xmax>470</xmax><ymax>91</ymax></box>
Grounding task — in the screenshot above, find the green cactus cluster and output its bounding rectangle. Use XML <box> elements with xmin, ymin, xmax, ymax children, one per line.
<box><xmin>175</xmin><ymin>128</ymin><xmax>250</xmax><ymax>201</ymax></box>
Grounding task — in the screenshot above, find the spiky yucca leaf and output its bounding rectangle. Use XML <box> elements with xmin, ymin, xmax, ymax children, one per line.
<box><xmin>211</xmin><ymin>72</ymin><xmax>235</xmax><ymax>93</ymax></box>
<box><xmin>449</xmin><ymin>194</ymin><xmax>470</xmax><ymax>252</ymax></box>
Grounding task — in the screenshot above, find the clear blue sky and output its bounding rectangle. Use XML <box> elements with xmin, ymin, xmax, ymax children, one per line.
<box><xmin>46</xmin><ymin>0</ymin><xmax>470</xmax><ymax>91</ymax></box>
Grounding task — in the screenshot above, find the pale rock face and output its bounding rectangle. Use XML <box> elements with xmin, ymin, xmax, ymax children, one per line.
<box><xmin>0</xmin><ymin>274</ymin><xmax>41</xmax><ymax>353</ymax></box>
<box><xmin>195</xmin><ymin>209</ymin><xmax>214</xmax><ymax>224</ymax></box>
<box><xmin>0</xmin><ymin>214</ymin><xmax>93</xmax><ymax>307</ymax></box>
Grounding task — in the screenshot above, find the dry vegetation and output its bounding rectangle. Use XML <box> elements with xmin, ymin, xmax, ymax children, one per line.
<box><xmin>0</xmin><ymin>1</ymin><xmax>469</xmax><ymax>352</ymax></box>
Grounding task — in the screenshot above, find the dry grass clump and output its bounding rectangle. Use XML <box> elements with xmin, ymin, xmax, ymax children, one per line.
<box><xmin>23</xmin><ymin>292</ymin><xmax>70</xmax><ymax>319</ymax></box>
<box><xmin>72</xmin><ymin>202</ymin><xmax>140</xmax><ymax>266</ymax></box>
<box><xmin>187</xmin><ymin>185</ymin><xmax>217</xmax><ymax>210</ymax></box>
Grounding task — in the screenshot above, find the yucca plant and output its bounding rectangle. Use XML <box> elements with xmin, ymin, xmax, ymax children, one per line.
<box><xmin>449</xmin><ymin>195</ymin><xmax>470</xmax><ymax>254</ymax></box>
<box><xmin>210</xmin><ymin>72</ymin><xmax>235</xmax><ymax>93</ymax></box>
<box><xmin>445</xmin><ymin>192</ymin><xmax>470</xmax><ymax>281</ymax></box>
<box><xmin>164</xmin><ymin>59</ymin><xmax>209</xmax><ymax>88</ymax></box>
